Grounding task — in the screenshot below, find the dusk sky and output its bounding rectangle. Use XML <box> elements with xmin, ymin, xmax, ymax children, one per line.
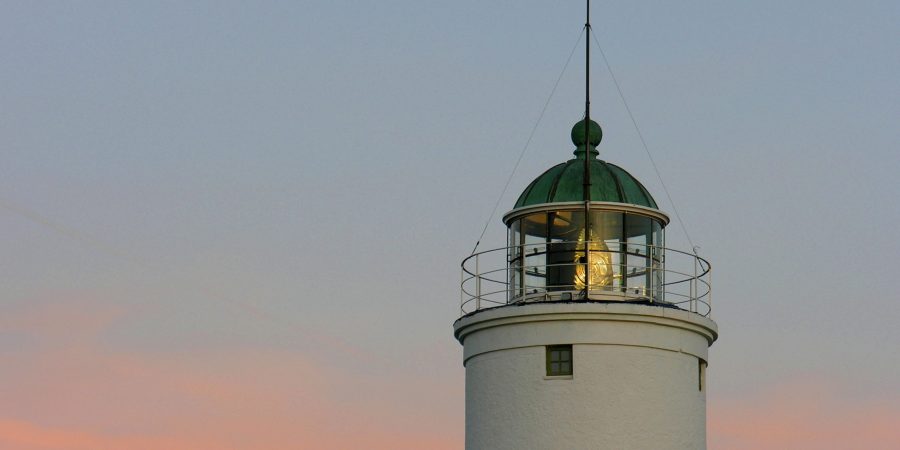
<box><xmin>2</xmin><ymin>1</ymin><xmax>899</xmax><ymax>449</ymax></box>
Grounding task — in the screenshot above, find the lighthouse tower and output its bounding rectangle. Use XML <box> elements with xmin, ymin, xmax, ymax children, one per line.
<box><xmin>454</xmin><ymin>5</ymin><xmax>717</xmax><ymax>450</ymax></box>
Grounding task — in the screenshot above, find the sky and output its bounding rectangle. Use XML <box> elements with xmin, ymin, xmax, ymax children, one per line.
<box><xmin>1</xmin><ymin>1</ymin><xmax>899</xmax><ymax>449</ymax></box>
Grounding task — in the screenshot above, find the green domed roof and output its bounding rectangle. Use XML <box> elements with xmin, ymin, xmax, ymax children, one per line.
<box><xmin>514</xmin><ymin>120</ymin><xmax>658</xmax><ymax>209</ymax></box>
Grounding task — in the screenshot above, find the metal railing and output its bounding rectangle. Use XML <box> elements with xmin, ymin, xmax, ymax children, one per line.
<box><xmin>460</xmin><ymin>241</ymin><xmax>711</xmax><ymax>317</ymax></box>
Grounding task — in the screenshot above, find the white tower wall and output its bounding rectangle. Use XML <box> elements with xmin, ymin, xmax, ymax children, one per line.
<box><xmin>454</xmin><ymin>302</ymin><xmax>718</xmax><ymax>450</ymax></box>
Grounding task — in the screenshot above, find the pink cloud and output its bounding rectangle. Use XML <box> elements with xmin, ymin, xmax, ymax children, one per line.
<box><xmin>710</xmin><ymin>377</ymin><xmax>900</xmax><ymax>450</ymax></box>
<box><xmin>0</xmin><ymin>296</ymin><xmax>463</xmax><ymax>449</ymax></box>
<box><xmin>0</xmin><ymin>419</ymin><xmax>218</xmax><ymax>450</ymax></box>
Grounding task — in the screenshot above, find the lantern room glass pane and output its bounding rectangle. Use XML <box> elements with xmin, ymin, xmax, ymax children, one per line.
<box><xmin>625</xmin><ymin>215</ymin><xmax>651</xmax><ymax>296</ymax></box>
<box><xmin>652</xmin><ymin>220</ymin><xmax>664</xmax><ymax>301</ymax></box>
<box><xmin>523</xmin><ymin>227</ymin><xmax>547</xmax><ymax>295</ymax></box>
<box><xmin>546</xmin><ymin>210</ymin><xmax>581</xmax><ymax>292</ymax></box>
<box><xmin>508</xmin><ymin>220</ymin><xmax>521</xmax><ymax>301</ymax></box>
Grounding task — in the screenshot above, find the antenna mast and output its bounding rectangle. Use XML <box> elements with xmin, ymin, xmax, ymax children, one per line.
<box><xmin>582</xmin><ymin>0</ymin><xmax>593</xmax><ymax>297</ymax></box>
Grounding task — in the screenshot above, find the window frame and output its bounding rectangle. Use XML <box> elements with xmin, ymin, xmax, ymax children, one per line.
<box><xmin>546</xmin><ymin>344</ymin><xmax>574</xmax><ymax>377</ymax></box>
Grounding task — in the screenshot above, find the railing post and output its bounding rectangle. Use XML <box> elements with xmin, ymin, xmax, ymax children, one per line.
<box><xmin>475</xmin><ymin>253</ymin><xmax>481</xmax><ymax>311</ymax></box>
<box><xmin>647</xmin><ymin>244</ymin><xmax>653</xmax><ymax>303</ymax></box>
<box><xmin>506</xmin><ymin>250</ymin><xmax>512</xmax><ymax>305</ymax></box>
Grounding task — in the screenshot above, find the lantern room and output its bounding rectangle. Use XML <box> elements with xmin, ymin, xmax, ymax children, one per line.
<box><xmin>460</xmin><ymin>118</ymin><xmax>710</xmax><ymax>316</ymax></box>
<box><xmin>503</xmin><ymin>119</ymin><xmax>669</xmax><ymax>302</ymax></box>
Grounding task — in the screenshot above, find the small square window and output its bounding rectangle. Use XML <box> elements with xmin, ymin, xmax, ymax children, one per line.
<box><xmin>546</xmin><ymin>345</ymin><xmax>573</xmax><ymax>376</ymax></box>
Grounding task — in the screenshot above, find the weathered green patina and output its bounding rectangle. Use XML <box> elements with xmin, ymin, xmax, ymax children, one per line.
<box><xmin>514</xmin><ymin>119</ymin><xmax>658</xmax><ymax>209</ymax></box>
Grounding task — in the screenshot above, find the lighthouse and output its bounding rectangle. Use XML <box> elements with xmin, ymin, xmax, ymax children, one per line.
<box><xmin>454</xmin><ymin>4</ymin><xmax>717</xmax><ymax>450</ymax></box>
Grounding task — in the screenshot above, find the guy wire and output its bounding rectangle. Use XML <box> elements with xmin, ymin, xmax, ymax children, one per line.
<box><xmin>471</xmin><ymin>28</ymin><xmax>585</xmax><ymax>255</ymax></box>
<box><xmin>590</xmin><ymin>29</ymin><xmax>699</xmax><ymax>254</ymax></box>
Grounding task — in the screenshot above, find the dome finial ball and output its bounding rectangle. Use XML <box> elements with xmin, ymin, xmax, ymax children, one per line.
<box><xmin>571</xmin><ymin>119</ymin><xmax>603</xmax><ymax>146</ymax></box>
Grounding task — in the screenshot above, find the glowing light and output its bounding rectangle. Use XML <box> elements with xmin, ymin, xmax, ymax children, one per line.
<box><xmin>573</xmin><ymin>229</ymin><xmax>614</xmax><ymax>289</ymax></box>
